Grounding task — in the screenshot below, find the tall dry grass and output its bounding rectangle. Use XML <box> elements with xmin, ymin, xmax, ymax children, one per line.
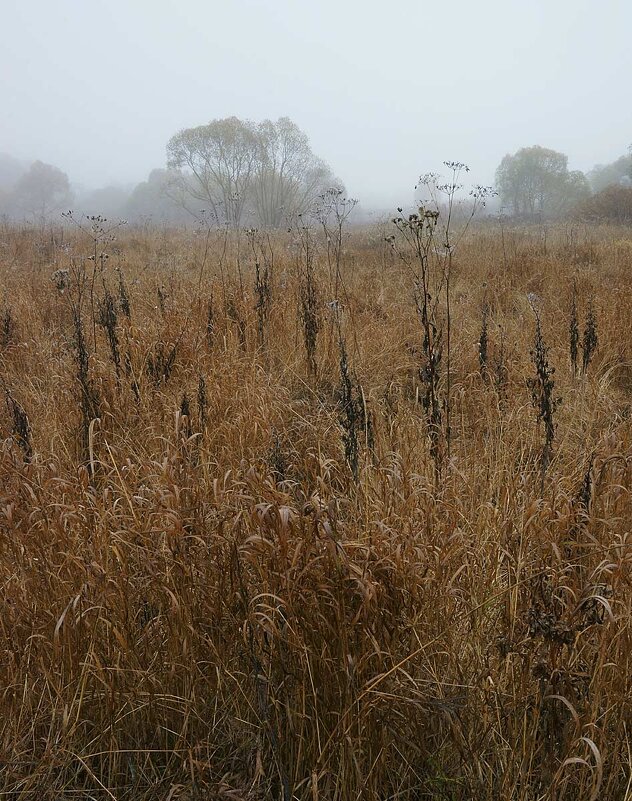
<box><xmin>0</xmin><ymin>219</ymin><xmax>631</xmax><ymax>799</ymax></box>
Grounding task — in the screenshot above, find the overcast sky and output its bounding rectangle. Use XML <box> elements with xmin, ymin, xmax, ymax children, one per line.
<box><xmin>1</xmin><ymin>0</ymin><xmax>631</xmax><ymax>208</ymax></box>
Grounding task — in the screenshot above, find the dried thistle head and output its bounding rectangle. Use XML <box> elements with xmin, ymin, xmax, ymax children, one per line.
<box><xmin>52</xmin><ymin>268</ymin><xmax>70</xmax><ymax>293</ymax></box>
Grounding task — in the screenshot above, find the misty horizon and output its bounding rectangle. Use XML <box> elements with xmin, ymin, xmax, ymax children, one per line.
<box><xmin>2</xmin><ymin>0</ymin><xmax>632</xmax><ymax>211</ymax></box>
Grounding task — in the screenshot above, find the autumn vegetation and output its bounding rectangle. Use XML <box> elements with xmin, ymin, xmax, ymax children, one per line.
<box><xmin>1</xmin><ymin>203</ymin><xmax>632</xmax><ymax>800</ymax></box>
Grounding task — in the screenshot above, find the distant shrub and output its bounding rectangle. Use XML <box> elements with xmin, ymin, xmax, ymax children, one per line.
<box><xmin>574</xmin><ymin>184</ymin><xmax>632</xmax><ymax>223</ymax></box>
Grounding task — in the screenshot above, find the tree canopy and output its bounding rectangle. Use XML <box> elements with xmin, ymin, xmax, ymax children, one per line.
<box><xmin>588</xmin><ymin>146</ymin><xmax>632</xmax><ymax>193</ymax></box>
<box><xmin>574</xmin><ymin>184</ymin><xmax>632</xmax><ymax>223</ymax></box>
<box><xmin>124</xmin><ymin>169</ymin><xmax>190</xmax><ymax>224</ymax></box>
<box><xmin>167</xmin><ymin>116</ymin><xmax>340</xmax><ymax>227</ymax></box>
<box><xmin>6</xmin><ymin>161</ymin><xmax>73</xmax><ymax>222</ymax></box>
<box><xmin>495</xmin><ymin>145</ymin><xmax>590</xmax><ymax>219</ymax></box>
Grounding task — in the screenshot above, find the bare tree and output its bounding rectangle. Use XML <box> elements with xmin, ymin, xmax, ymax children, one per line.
<box><xmin>166</xmin><ymin>116</ymin><xmax>340</xmax><ymax>228</ymax></box>
<box><xmin>252</xmin><ymin>117</ymin><xmax>337</xmax><ymax>227</ymax></box>
<box><xmin>167</xmin><ymin>117</ymin><xmax>258</xmax><ymax>227</ymax></box>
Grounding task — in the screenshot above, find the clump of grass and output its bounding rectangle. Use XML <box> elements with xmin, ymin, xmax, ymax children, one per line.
<box><xmin>71</xmin><ymin>303</ymin><xmax>100</xmax><ymax>468</ymax></box>
<box><xmin>0</xmin><ymin>306</ymin><xmax>16</xmax><ymax>349</ymax></box>
<box><xmin>97</xmin><ymin>288</ymin><xmax>121</xmax><ymax>379</ymax></box>
<box><xmin>248</xmin><ymin>227</ymin><xmax>274</xmax><ymax>348</ymax></box>
<box><xmin>117</xmin><ymin>267</ymin><xmax>131</xmax><ymax>319</ymax></box>
<box><xmin>527</xmin><ymin>307</ymin><xmax>561</xmax><ymax>479</ymax></box>
<box><xmin>569</xmin><ymin>281</ymin><xmax>580</xmax><ymax>376</ymax></box>
<box><xmin>581</xmin><ymin>299</ymin><xmax>598</xmax><ymax>374</ymax></box>
<box><xmin>337</xmin><ymin>331</ymin><xmax>374</xmax><ymax>481</ymax></box>
<box><xmin>226</xmin><ymin>297</ymin><xmax>246</xmax><ymax>350</ymax></box>
<box><xmin>179</xmin><ymin>392</ymin><xmax>192</xmax><ymax>439</ymax></box>
<box><xmin>157</xmin><ymin>284</ymin><xmax>167</xmax><ymax>315</ymax></box>
<box><xmin>479</xmin><ymin>300</ymin><xmax>489</xmax><ymax>379</ymax></box>
<box><xmin>197</xmin><ymin>373</ymin><xmax>208</xmax><ymax>433</ymax></box>
<box><xmin>146</xmin><ymin>340</ymin><xmax>178</xmax><ymax>385</ymax></box>
<box><xmin>254</xmin><ymin>258</ymin><xmax>272</xmax><ymax>347</ymax></box>
<box><xmin>269</xmin><ymin>430</ymin><xmax>288</xmax><ymax>483</ymax></box>
<box><xmin>493</xmin><ymin>324</ymin><xmax>508</xmax><ymax>400</ymax></box>
<box><xmin>299</xmin><ymin>230</ymin><xmax>320</xmax><ymax>377</ymax></box>
<box><xmin>5</xmin><ymin>390</ymin><xmax>32</xmax><ymax>459</ymax></box>
<box><xmin>570</xmin><ymin>286</ymin><xmax>598</xmax><ymax>377</ymax></box>
<box><xmin>206</xmin><ymin>292</ymin><xmax>214</xmax><ymax>349</ymax></box>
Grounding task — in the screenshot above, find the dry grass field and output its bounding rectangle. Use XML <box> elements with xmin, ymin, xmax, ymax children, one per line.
<box><xmin>1</xmin><ymin>216</ymin><xmax>632</xmax><ymax>799</ymax></box>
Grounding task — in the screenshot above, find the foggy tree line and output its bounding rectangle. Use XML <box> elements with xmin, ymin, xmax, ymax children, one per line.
<box><xmin>495</xmin><ymin>145</ymin><xmax>590</xmax><ymax>217</ymax></box>
<box><xmin>494</xmin><ymin>144</ymin><xmax>632</xmax><ymax>221</ymax></box>
<box><xmin>0</xmin><ymin>116</ymin><xmax>342</xmax><ymax>227</ymax></box>
<box><xmin>0</xmin><ymin>155</ymin><xmax>189</xmax><ymax>225</ymax></box>
<box><xmin>1</xmin><ymin>121</ymin><xmax>632</xmax><ymax>225</ymax></box>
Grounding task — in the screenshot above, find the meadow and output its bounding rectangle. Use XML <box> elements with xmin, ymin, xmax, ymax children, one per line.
<box><xmin>1</xmin><ymin>214</ymin><xmax>631</xmax><ymax>800</ymax></box>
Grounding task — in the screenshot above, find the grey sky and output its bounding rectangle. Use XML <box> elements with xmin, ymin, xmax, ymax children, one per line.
<box><xmin>1</xmin><ymin>0</ymin><xmax>631</xmax><ymax>208</ymax></box>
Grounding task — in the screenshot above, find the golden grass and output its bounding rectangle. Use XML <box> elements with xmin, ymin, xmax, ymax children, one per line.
<box><xmin>0</xmin><ymin>220</ymin><xmax>631</xmax><ymax>799</ymax></box>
